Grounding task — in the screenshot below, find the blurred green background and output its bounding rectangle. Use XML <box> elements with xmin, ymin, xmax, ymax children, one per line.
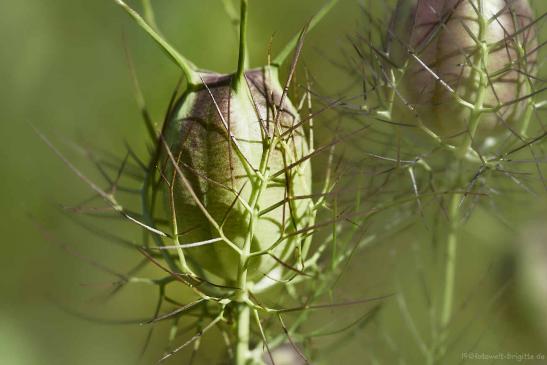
<box><xmin>1</xmin><ymin>0</ymin><xmax>546</xmax><ymax>364</ymax></box>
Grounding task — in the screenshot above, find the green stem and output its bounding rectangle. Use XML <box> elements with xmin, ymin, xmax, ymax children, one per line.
<box><xmin>236</xmin><ymin>303</ymin><xmax>251</xmax><ymax>365</ymax></box>
<box><xmin>439</xmin><ymin>190</ymin><xmax>460</xmax><ymax>357</ymax></box>
<box><xmin>233</xmin><ymin>130</ymin><xmax>273</xmax><ymax>364</ymax></box>
<box><xmin>457</xmin><ymin>13</ymin><xmax>489</xmax><ymax>157</ymax></box>
<box><xmin>331</xmin><ymin>193</ymin><xmax>337</xmax><ymax>270</ymax></box>
<box><xmin>233</xmin><ymin>192</ymin><xmax>265</xmax><ymax>364</ymax></box>
<box><xmin>233</xmin><ymin>198</ymin><xmax>254</xmax><ymax>364</ymax></box>
<box><xmin>141</xmin><ymin>0</ymin><xmax>159</xmax><ymax>32</ymax></box>
<box><xmin>519</xmin><ymin>96</ymin><xmax>534</xmax><ymax>138</ymax></box>
<box><xmin>235</xmin><ymin>0</ymin><xmax>249</xmax><ymax>90</ymax></box>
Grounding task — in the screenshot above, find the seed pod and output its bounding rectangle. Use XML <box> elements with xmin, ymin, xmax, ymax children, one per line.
<box><xmin>391</xmin><ymin>0</ymin><xmax>537</xmax><ymax>145</ymax></box>
<box><xmin>160</xmin><ymin>66</ymin><xmax>312</xmax><ymax>286</ymax></box>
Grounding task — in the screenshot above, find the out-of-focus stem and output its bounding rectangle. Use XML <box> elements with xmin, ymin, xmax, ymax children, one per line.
<box><xmin>141</xmin><ymin>0</ymin><xmax>159</xmax><ymax>32</ymax></box>
<box><xmin>439</xmin><ymin>189</ymin><xmax>460</xmax><ymax>355</ymax></box>
<box><xmin>234</xmin><ymin>81</ymin><xmax>275</xmax><ymax>363</ymax></box>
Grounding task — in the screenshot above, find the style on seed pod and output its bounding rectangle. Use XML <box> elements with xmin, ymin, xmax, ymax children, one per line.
<box><xmin>390</xmin><ymin>0</ymin><xmax>537</xmax><ymax>148</ymax></box>
<box><xmin>160</xmin><ymin>66</ymin><xmax>312</xmax><ymax>287</ymax></box>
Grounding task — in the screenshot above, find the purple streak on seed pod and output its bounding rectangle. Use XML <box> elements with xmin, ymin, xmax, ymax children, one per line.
<box><xmin>391</xmin><ymin>0</ymin><xmax>537</xmax><ymax>144</ymax></box>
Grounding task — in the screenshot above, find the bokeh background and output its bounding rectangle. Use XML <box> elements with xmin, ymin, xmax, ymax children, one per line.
<box><xmin>1</xmin><ymin>0</ymin><xmax>546</xmax><ymax>364</ymax></box>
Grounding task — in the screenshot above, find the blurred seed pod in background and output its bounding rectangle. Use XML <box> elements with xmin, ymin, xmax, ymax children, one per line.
<box><xmin>390</xmin><ymin>0</ymin><xmax>538</xmax><ymax>149</ymax></box>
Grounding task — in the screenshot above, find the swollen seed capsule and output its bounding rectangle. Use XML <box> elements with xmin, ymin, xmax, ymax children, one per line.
<box><xmin>160</xmin><ymin>66</ymin><xmax>312</xmax><ymax>287</ymax></box>
<box><xmin>391</xmin><ymin>0</ymin><xmax>537</xmax><ymax>146</ymax></box>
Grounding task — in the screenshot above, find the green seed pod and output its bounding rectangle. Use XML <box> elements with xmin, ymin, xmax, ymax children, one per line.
<box><xmin>160</xmin><ymin>66</ymin><xmax>312</xmax><ymax>286</ymax></box>
<box><xmin>391</xmin><ymin>0</ymin><xmax>537</xmax><ymax>146</ymax></box>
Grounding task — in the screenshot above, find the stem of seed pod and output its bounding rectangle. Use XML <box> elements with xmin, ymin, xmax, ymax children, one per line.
<box><xmin>234</xmin><ymin>178</ymin><xmax>270</xmax><ymax>365</ymax></box>
<box><xmin>235</xmin><ymin>304</ymin><xmax>251</xmax><ymax>365</ymax></box>
<box><xmin>233</xmin><ymin>109</ymin><xmax>276</xmax><ymax>363</ymax></box>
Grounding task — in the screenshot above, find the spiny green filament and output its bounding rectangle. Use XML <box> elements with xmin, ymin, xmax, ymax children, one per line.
<box><xmin>141</xmin><ymin>0</ymin><xmax>160</xmax><ymax>33</ymax></box>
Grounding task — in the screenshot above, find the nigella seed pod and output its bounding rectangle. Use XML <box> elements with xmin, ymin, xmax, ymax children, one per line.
<box><xmin>160</xmin><ymin>66</ymin><xmax>311</xmax><ymax>286</ymax></box>
<box><xmin>391</xmin><ymin>0</ymin><xmax>538</xmax><ymax>146</ymax></box>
